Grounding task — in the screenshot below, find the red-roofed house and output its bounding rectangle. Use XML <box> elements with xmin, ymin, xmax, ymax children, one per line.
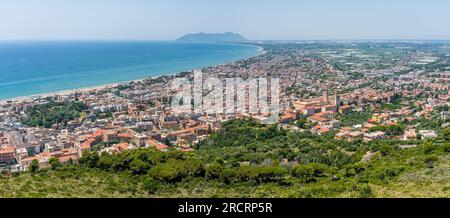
<box><xmin>147</xmin><ymin>140</ymin><xmax>169</xmax><ymax>151</ymax></box>
<box><xmin>0</xmin><ymin>146</ymin><xmax>15</xmax><ymax>164</ymax></box>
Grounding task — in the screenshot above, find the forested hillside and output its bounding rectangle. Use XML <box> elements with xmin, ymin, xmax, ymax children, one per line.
<box><xmin>1</xmin><ymin>119</ymin><xmax>449</xmax><ymax>198</ymax></box>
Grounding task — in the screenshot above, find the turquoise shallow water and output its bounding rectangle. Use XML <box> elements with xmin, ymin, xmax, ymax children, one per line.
<box><xmin>0</xmin><ymin>41</ymin><xmax>261</xmax><ymax>100</ymax></box>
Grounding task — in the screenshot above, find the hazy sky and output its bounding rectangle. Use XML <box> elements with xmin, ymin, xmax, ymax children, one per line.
<box><xmin>1</xmin><ymin>0</ymin><xmax>450</xmax><ymax>40</ymax></box>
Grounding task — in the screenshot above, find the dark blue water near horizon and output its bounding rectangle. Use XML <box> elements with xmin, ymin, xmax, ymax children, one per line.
<box><xmin>0</xmin><ymin>41</ymin><xmax>261</xmax><ymax>100</ymax></box>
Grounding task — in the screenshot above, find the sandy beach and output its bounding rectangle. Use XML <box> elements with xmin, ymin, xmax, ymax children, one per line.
<box><xmin>0</xmin><ymin>44</ymin><xmax>265</xmax><ymax>105</ymax></box>
<box><xmin>0</xmin><ymin>45</ymin><xmax>266</xmax><ymax>104</ymax></box>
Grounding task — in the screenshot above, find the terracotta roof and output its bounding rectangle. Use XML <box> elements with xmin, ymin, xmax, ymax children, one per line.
<box><xmin>169</xmin><ymin>125</ymin><xmax>208</xmax><ymax>136</ymax></box>
<box><xmin>59</xmin><ymin>155</ymin><xmax>78</xmax><ymax>162</ymax></box>
<box><xmin>281</xmin><ymin>113</ymin><xmax>296</xmax><ymax>120</ymax></box>
<box><xmin>80</xmin><ymin>138</ymin><xmax>96</xmax><ymax>149</ymax></box>
<box><xmin>116</xmin><ymin>143</ymin><xmax>129</xmax><ymax>151</ymax></box>
<box><xmin>319</xmin><ymin>128</ymin><xmax>330</xmax><ymax>133</ymax></box>
<box><xmin>147</xmin><ymin>140</ymin><xmax>169</xmax><ymax>150</ymax></box>
<box><xmin>309</xmin><ymin>116</ymin><xmax>328</xmax><ymax>122</ymax></box>
<box><xmin>118</xmin><ymin>133</ymin><xmax>133</xmax><ymax>139</ymax></box>
<box><xmin>0</xmin><ymin>146</ymin><xmax>15</xmax><ymax>154</ymax></box>
<box><xmin>92</xmin><ymin>129</ymin><xmax>106</xmax><ymax>137</ymax></box>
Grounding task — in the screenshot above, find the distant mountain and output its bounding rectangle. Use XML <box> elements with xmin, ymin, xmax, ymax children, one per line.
<box><xmin>176</xmin><ymin>32</ymin><xmax>248</xmax><ymax>43</ymax></box>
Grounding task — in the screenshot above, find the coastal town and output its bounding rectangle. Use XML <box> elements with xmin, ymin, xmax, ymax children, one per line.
<box><xmin>0</xmin><ymin>41</ymin><xmax>448</xmax><ymax>172</ymax></box>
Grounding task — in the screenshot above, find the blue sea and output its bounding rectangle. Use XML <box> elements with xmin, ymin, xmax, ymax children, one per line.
<box><xmin>0</xmin><ymin>41</ymin><xmax>261</xmax><ymax>100</ymax></box>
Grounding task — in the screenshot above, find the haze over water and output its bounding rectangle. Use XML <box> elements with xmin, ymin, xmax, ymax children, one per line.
<box><xmin>0</xmin><ymin>41</ymin><xmax>261</xmax><ymax>100</ymax></box>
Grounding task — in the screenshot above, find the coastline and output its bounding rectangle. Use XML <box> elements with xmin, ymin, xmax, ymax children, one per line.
<box><xmin>0</xmin><ymin>44</ymin><xmax>265</xmax><ymax>104</ymax></box>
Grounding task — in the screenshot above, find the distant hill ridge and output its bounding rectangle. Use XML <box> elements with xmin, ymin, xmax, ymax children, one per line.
<box><xmin>176</xmin><ymin>32</ymin><xmax>248</xmax><ymax>43</ymax></box>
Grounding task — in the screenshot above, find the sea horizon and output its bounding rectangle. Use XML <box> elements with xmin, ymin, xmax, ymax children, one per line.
<box><xmin>0</xmin><ymin>41</ymin><xmax>263</xmax><ymax>100</ymax></box>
